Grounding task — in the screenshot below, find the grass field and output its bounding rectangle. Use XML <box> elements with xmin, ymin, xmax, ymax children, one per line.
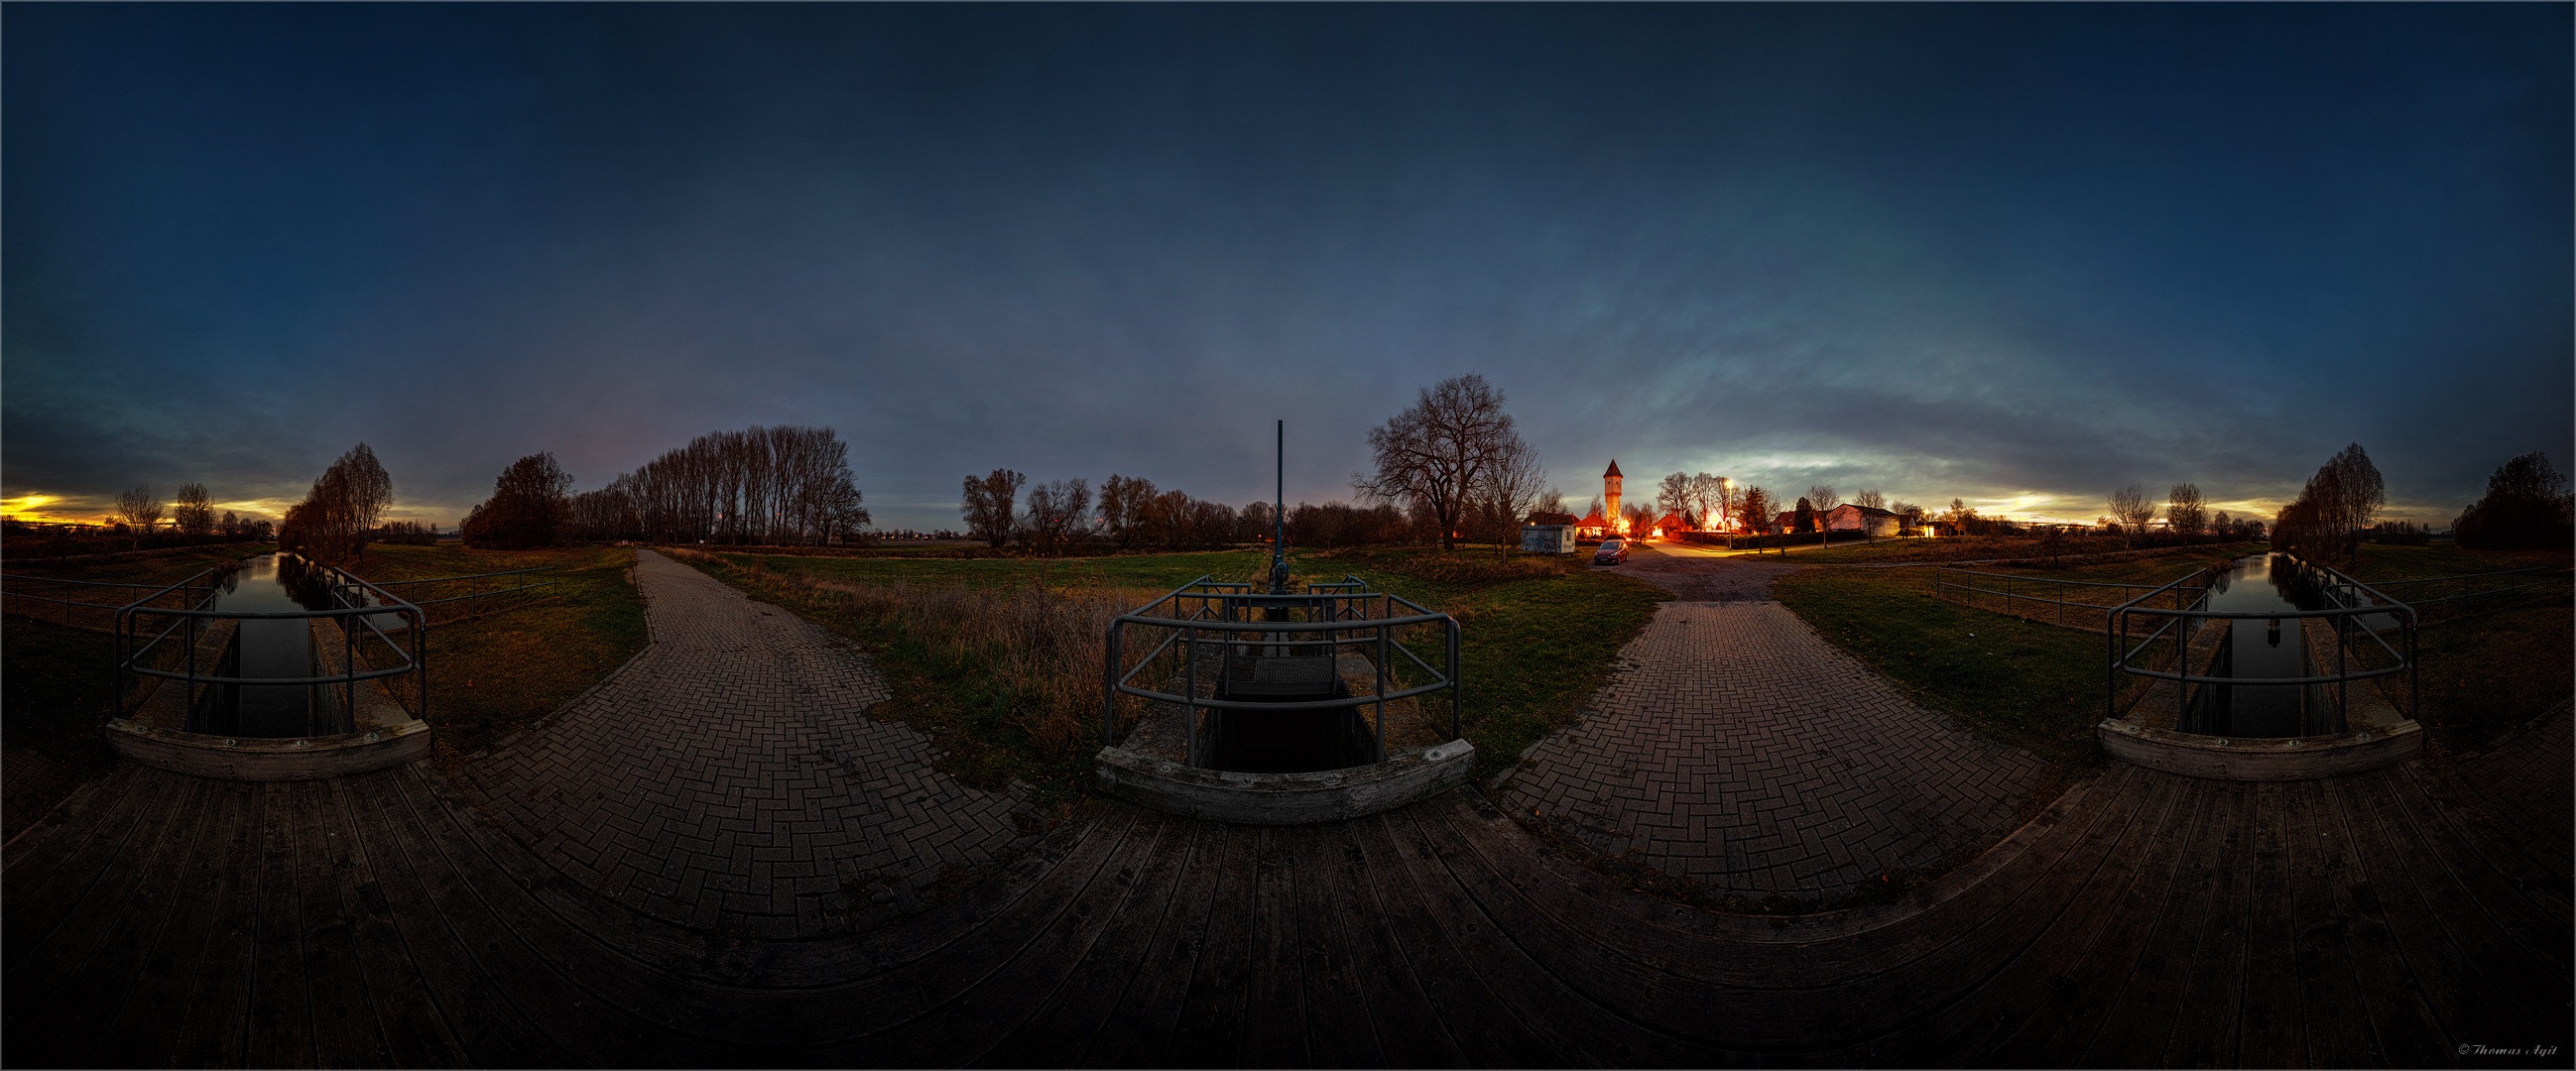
<box><xmin>354</xmin><ymin>543</ymin><xmax>649</xmax><ymax>761</ymax></box>
<box><xmin>1753</xmin><ymin>534</ymin><xmax>2256</xmax><ymax>565</ymax></box>
<box><xmin>2</xmin><ymin>547</ymin><xmax>280</xmax><ymax>837</ymax></box>
<box><xmin>1773</xmin><ymin>567</ymin><xmax>2116</xmax><ymax>770</ymax></box>
<box><xmin>2339</xmin><ymin>545</ymin><xmax>2572</xmax><ymax>752</ymax></box>
<box><xmin>669</xmin><ymin>543</ymin><xmax>1669</xmax><ymax>805</ymax></box>
<box><xmin>1776</xmin><ymin>541</ymin><xmax>2571</xmax><ymax>766</ymax></box>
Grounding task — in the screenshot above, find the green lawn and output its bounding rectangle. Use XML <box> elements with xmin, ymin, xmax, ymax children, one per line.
<box><xmin>704</xmin><ymin>546</ymin><xmax>1278</xmax><ymax>593</ymax></box>
<box><xmin>1773</xmin><ymin>566</ymin><xmax>2119</xmax><ymax>769</ymax></box>
<box><xmin>355</xmin><ymin>543</ymin><xmax>649</xmax><ymax>761</ymax></box>
<box><xmin>2340</xmin><ymin>544</ymin><xmax>2571</xmax><ymax>752</ymax></box>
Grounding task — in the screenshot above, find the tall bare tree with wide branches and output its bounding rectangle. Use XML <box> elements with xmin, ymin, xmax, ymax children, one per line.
<box><xmin>1354</xmin><ymin>374</ymin><xmax>1535</xmax><ymax>551</ymax></box>
<box><xmin>172</xmin><ymin>482</ymin><xmax>215</xmax><ymax>538</ymax></box>
<box><xmin>961</xmin><ymin>468</ymin><xmax>1026</xmax><ymax>548</ymax></box>
<box><xmin>115</xmin><ymin>485</ymin><xmax>163</xmax><ymax>549</ymax></box>
<box><xmin>279</xmin><ymin>443</ymin><xmax>392</xmax><ymax>563</ymax></box>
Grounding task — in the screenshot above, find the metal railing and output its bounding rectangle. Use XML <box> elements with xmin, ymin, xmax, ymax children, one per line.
<box><xmin>1104</xmin><ymin>574</ymin><xmax>1461</xmax><ymax>767</ymax></box>
<box><xmin>1</xmin><ymin>573</ymin><xmax>180</xmax><ymax>632</ymax></box>
<box><xmin>1934</xmin><ymin>567</ymin><xmax>2198</xmax><ymax>630</ymax></box>
<box><xmin>363</xmin><ymin>565</ymin><xmax>558</xmax><ymax>627</ymax></box>
<box><xmin>117</xmin><ymin>561</ymin><xmax>427</xmax><ymax>738</ymax></box>
<box><xmin>2345</xmin><ymin>565</ymin><xmax>2565</xmax><ymax>623</ymax></box>
<box><xmin>2106</xmin><ymin>560</ymin><xmax>2416</xmax><ymax>734</ymax></box>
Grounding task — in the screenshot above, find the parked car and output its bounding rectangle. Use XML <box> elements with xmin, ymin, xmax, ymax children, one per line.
<box><xmin>1593</xmin><ymin>538</ymin><xmax>1628</xmax><ymax>565</ymax></box>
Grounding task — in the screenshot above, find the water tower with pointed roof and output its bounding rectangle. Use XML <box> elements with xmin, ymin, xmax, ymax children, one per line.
<box><xmin>1604</xmin><ymin>459</ymin><xmax>1624</xmax><ymax>534</ymax></box>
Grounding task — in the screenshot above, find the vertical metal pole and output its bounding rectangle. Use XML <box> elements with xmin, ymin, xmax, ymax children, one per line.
<box><xmin>1102</xmin><ymin>623</ymin><xmax>1117</xmax><ymax>747</ymax></box>
<box><xmin>1376</xmin><ymin>623</ymin><xmax>1388</xmax><ymax>761</ymax></box>
<box><xmin>2105</xmin><ymin>609</ymin><xmax>2117</xmax><ymax>722</ymax></box>
<box><xmin>2336</xmin><ymin>611</ymin><xmax>2348</xmax><ymax>729</ymax></box>
<box><xmin>2406</xmin><ymin>611</ymin><xmax>2418</xmax><ymax>722</ymax></box>
<box><xmin>1448</xmin><ymin>619</ymin><xmax>1461</xmax><ymax>741</ymax></box>
<box><xmin>1184</xmin><ymin>623</ymin><xmax>1197</xmax><ymax>768</ymax></box>
<box><xmin>415</xmin><ymin>606</ymin><xmax>427</xmax><ymax>722</ymax></box>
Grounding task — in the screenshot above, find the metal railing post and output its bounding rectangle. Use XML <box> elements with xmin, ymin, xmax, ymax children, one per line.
<box><xmin>1375</xmin><ymin>622</ymin><xmax>1388</xmax><ymax>761</ymax></box>
<box><xmin>1184</xmin><ymin>620</ymin><xmax>1197</xmax><ymax>768</ymax></box>
<box><xmin>1449</xmin><ymin>618</ymin><xmax>1462</xmax><ymax>741</ymax></box>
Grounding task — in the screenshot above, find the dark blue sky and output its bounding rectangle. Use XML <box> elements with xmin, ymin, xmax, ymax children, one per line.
<box><xmin>7</xmin><ymin>4</ymin><xmax>2568</xmax><ymax>531</ymax></box>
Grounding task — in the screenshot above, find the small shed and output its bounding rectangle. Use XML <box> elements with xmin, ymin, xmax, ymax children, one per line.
<box><xmin>1519</xmin><ymin>525</ymin><xmax>1576</xmax><ymax>554</ymax></box>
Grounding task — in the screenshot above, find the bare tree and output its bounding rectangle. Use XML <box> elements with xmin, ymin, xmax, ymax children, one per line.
<box><xmin>961</xmin><ymin>468</ymin><xmax>1026</xmax><ymax>548</ymax></box>
<box><xmin>2274</xmin><ymin>442</ymin><xmax>2386</xmax><ymax>562</ymax></box>
<box><xmin>1534</xmin><ymin>487</ymin><xmax>1566</xmax><ymax>519</ymax></box>
<box><xmin>2323</xmin><ymin>442</ymin><xmax>2385</xmax><ymax>558</ymax></box>
<box><xmin>1467</xmin><ymin>438</ymin><xmax>1548</xmax><ymax>556</ymax></box>
<box><xmin>1097</xmin><ymin>474</ymin><xmax>1155</xmax><ymax>549</ymax></box>
<box><xmin>2455</xmin><ymin>451</ymin><xmax>2575</xmax><ymax>549</ymax></box>
<box><xmin>462</xmin><ymin>452</ymin><xmax>573</xmax><ymax>549</ymax></box>
<box><xmin>278</xmin><ymin>443</ymin><xmax>395</xmax><ymax>563</ymax></box>
<box><xmin>219</xmin><ymin>510</ymin><xmax>241</xmax><ymax>538</ymax></box>
<box><xmin>1656</xmin><ymin>472</ymin><xmax>1691</xmax><ymax>521</ymax></box>
<box><xmin>1807</xmin><ymin>485</ymin><xmax>1841</xmax><ymax>514</ymax></box>
<box><xmin>1022</xmin><ymin>478</ymin><xmax>1093</xmax><ymax>554</ymax></box>
<box><xmin>1354</xmin><ymin>373</ymin><xmax>1532</xmax><ymax>550</ymax></box>
<box><xmin>1890</xmin><ymin>500</ymin><xmax>1922</xmax><ymax>535</ymax></box>
<box><xmin>2108</xmin><ymin>485</ymin><xmax>2154</xmax><ymax>547</ymax></box>
<box><xmin>1682</xmin><ymin>473</ymin><xmax>1725</xmax><ymax>532</ymax></box>
<box><xmin>1853</xmin><ymin>488</ymin><xmax>1886</xmax><ymax>511</ymax></box>
<box><xmin>115</xmin><ymin>485</ymin><xmax>163</xmax><ymax>549</ymax></box>
<box><xmin>173</xmin><ymin>482</ymin><xmax>215</xmax><ymax>538</ymax></box>
<box><xmin>1622</xmin><ymin>502</ymin><xmax>1657</xmax><ymax>538</ymax></box>
<box><xmin>2166</xmin><ymin>482</ymin><xmax>2206</xmax><ymax>537</ymax></box>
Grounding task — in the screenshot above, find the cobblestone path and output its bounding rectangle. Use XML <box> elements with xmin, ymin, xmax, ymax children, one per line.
<box><xmin>456</xmin><ymin>549</ymin><xmax>1038</xmax><ymax>939</ymax></box>
<box><xmin>1502</xmin><ymin>549</ymin><xmax>2051</xmax><ymax>898</ymax></box>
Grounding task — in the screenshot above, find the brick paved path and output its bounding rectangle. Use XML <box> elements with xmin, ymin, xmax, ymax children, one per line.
<box><xmin>457</xmin><ymin>548</ymin><xmax>1038</xmax><ymax>939</ymax></box>
<box><xmin>1501</xmin><ymin>553</ymin><xmax>2051</xmax><ymax>898</ymax></box>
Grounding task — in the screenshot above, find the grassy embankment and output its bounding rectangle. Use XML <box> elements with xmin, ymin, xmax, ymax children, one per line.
<box><xmin>1771</xmin><ymin>542</ymin><xmax>2262</xmax><ymax>770</ymax></box>
<box><xmin>2</xmin><ymin>543</ymin><xmax>276</xmax><ymax>836</ymax></box>
<box><xmin>2335</xmin><ymin>544</ymin><xmax>2571</xmax><ymax>753</ymax></box>
<box><xmin>1776</xmin><ymin>538</ymin><xmax>2568</xmax><ymax>766</ymax></box>
<box><xmin>352</xmin><ymin>543</ymin><xmax>649</xmax><ymax>762</ymax></box>
<box><xmin>665</xmin><ymin>544</ymin><xmax>1667</xmax><ymax>812</ymax></box>
<box><xmin>1734</xmin><ymin>533</ymin><xmax>2243</xmax><ymax>565</ymax></box>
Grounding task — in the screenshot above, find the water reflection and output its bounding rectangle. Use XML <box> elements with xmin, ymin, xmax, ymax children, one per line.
<box><xmin>187</xmin><ymin>553</ymin><xmax>351</xmax><ymax>739</ymax></box>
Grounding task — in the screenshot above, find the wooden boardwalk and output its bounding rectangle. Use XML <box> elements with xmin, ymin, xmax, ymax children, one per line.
<box><xmin>6</xmin><ymin>737</ymin><xmax>2568</xmax><ymax>1067</ymax></box>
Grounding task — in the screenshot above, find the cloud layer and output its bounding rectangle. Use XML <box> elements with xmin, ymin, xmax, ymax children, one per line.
<box><xmin>7</xmin><ymin>5</ymin><xmax>2567</xmax><ymax>531</ymax></box>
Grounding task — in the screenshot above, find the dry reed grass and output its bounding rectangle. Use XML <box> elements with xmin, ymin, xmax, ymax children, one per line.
<box><xmin>674</xmin><ymin>544</ymin><xmax>1166</xmax><ymax>757</ymax></box>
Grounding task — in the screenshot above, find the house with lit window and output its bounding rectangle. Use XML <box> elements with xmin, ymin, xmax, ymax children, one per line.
<box><xmin>1822</xmin><ymin>504</ymin><xmax>1901</xmax><ymax>537</ymax></box>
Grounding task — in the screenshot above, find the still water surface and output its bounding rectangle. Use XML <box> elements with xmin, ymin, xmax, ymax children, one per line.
<box><xmin>192</xmin><ymin>553</ymin><xmax>345</xmax><ymax>738</ymax></box>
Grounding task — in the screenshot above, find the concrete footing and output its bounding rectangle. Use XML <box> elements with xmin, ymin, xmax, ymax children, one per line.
<box><xmin>1097</xmin><ymin>739</ymin><xmax>1475</xmax><ymax>825</ymax></box>
<box><xmin>2098</xmin><ymin>718</ymin><xmax>2420</xmax><ymax>780</ymax></box>
<box><xmin>106</xmin><ymin>718</ymin><xmax>433</xmax><ymax>781</ymax></box>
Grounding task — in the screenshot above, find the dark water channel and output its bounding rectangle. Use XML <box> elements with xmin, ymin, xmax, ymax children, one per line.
<box><xmin>2191</xmin><ymin>552</ymin><xmax>2346</xmax><ymax>738</ymax></box>
<box><xmin>187</xmin><ymin>553</ymin><xmax>351</xmax><ymax>738</ymax></box>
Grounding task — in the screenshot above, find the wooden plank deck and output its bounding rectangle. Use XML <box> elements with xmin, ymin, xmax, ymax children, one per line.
<box><xmin>5</xmin><ymin>749</ymin><xmax>2569</xmax><ymax>1068</ymax></box>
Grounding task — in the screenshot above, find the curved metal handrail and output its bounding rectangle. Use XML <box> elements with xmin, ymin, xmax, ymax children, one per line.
<box><xmin>115</xmin><ymin>557</ymin><xmax>429</xmax><ymax>735</ymax></box>
<box><xmin>1103</xmin><ymin>573</ymin><xmax>1463</xmax><ymax>768</ymax></box>
<box><xmin>2106</xmin><ymin>557</ymin><xmax>2417</xmax><ymax>733</ymax></box>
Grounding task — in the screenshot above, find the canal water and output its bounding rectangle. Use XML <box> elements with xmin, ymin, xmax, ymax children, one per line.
<box><xmin>188</xmin><ymin>553</ymin><xmax>350</xmax><ymax>738</ymax></box>
<box><xmin>2193</xmin><ymin>552</ymin><xmax>2352</xmax><ymax>737</ymax></box>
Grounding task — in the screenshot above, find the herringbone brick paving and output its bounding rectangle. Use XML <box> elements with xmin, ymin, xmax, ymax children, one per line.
<box><xmin>458</xmin><ymin>548</ymin><xmax>1038</xmax><ymax>939</ymax></box>
<box><xmin>1501</xmin><ymin>560</ymin><xmax>2051</xmax><ymax>897</ymax></box>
